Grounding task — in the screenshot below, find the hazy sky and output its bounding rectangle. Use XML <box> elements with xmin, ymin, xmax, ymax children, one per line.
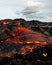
<box><xmin>0</xmin><ymin>0</ymin><xmax>52</xmax><ymax>22</ymax></box>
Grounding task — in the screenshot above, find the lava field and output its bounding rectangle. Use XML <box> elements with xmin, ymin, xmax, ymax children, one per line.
<box><xmin>0</xmin><ymin>19</ymin><xmax>52</xmax><ymax>65</ymax></box>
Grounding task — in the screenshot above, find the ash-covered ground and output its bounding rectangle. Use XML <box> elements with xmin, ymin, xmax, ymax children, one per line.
<box><xmin>0</xmin><ymin>19</ymin><xmax>52</xmax><ymax>65</ymax></box>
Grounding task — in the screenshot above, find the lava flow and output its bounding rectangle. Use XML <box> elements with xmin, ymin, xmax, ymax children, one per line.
<box><xmin>0</xmin><ymin>21</ymin><xmax>52</xmax><ymax>58</ymax></box>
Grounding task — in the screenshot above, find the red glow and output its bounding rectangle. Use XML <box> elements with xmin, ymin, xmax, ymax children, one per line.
<box><xmin>6</xmin><ymin>54</ymin><xmax>14</xmax><ymax>58</ymax></box>
<box><xmin>6</xmin><ymin>38</ymin><xmax>11</xmax><ymax>42</ymax></box>
<box><xmin>21</xmin><ymin>46</ymin><xmax>35</xmax><ymax>55</ymax></box>
<box><xmin>0</xmin><ymin>21</ymin><xmax>50</xmax><ymax>57</ymax></box>
<box><xmin>5</xmin><ymin>26</ymin><xmax>48</xmax><ymax>55</ymax></box>
<box><xmin>12</xmin><ymin>33</ymin><xmax>16</xmax><ymax>37</ymax></box>
<box><xmin>2</xmin><ymin>22</ymin><xmax>9</xmax><ymax>25</ymax></box>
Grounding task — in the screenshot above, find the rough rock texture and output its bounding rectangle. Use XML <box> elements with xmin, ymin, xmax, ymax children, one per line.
<box><xmin>0</xmin><ymin>19</ymin><xmax>52</xmax><ymax>65</ymax></box>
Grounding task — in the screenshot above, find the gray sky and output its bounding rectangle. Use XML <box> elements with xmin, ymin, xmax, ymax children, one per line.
<box><xmin>0</xmin><ymin>0</ymin><xmax>52</xmax><ymax>22</ymax></box>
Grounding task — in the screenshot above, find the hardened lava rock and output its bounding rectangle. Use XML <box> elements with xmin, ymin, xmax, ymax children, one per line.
<box><xmin>0</xmin><ymin>20</ymin><xmax>52</xmax><ymax>65</ymax></box>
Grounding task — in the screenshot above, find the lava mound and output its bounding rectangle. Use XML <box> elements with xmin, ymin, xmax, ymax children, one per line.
<box><xmin>0</xmin><ymin>20</ymin><xmax>52</xmax><ymax>65</ymax></box>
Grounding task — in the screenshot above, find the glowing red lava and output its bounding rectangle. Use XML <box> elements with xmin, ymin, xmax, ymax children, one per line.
<box><xmin>0</xmin><ymin>22</ymin><xmax>52</xmax><ymax>58</ymax></box>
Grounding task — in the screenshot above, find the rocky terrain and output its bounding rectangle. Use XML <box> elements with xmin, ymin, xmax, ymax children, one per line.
<box><xmin>0</xmin><ymin>19</ymin><xmax>52</xmax><ymax>65</ymax></box>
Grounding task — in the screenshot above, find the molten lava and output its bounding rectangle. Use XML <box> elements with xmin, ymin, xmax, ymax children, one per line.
<box><xmin>0</xmin><ymin>22</ymin><xmax>52</xmax><ymax>58</ymax></box>
<box><xmin>2</xmin><ymin>21</ymin><xmax>9</xmax><ymax>25</ymax></box>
